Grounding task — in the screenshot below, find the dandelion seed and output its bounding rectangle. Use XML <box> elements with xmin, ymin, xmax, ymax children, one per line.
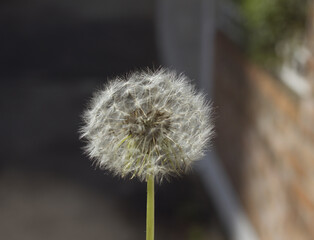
<box><xmin>80</xmin><ymin>68</ymin><xmax>214</xmax><ymax>182</ymax></box>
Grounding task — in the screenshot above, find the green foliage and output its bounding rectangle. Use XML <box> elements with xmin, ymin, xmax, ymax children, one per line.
<box><xmin>233</xmin><ymin>0</ymin><xmax>309</xmax><ymax>70</ymax></box>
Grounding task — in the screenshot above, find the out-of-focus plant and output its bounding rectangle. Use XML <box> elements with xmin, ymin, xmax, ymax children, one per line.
<box><xmin>232</xmin><ymin>0</ymin><xmax>310</xmax><ymax>71</ymax></box>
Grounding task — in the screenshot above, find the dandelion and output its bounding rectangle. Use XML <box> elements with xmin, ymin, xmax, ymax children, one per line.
<box><xmin>80</xmin><ymin>68</ymin><xmax>214</xmax><ymax>240</ymax></box>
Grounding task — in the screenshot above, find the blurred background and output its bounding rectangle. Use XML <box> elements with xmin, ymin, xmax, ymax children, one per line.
<box><xmin>1</xmin><ymin>0</ymin><xmax>314</xmax><ymax>240</ymax></box>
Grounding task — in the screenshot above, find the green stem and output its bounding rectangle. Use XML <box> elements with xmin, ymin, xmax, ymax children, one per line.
<box><xmin>146</xmin><ymin>175</ymin><xmax>155</xmax><ymax>240</ymax></box>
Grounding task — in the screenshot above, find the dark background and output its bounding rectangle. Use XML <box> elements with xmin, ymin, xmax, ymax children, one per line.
<box><xmin>0</xmin><ymin>1</ymin><xmax>225</xmax><ymax>239</ymax></box>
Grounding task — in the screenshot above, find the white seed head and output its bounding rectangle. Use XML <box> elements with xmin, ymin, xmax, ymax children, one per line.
<box><xmin>80</xmin><ymin>69</ymin><xmax>214</xmax><ymax>182</ymax></box>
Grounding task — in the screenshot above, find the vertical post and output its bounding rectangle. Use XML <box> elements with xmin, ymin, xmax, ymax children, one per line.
<box><xmin>200</xmin><ymin>0</ymin><xmax>216</xmax><ymax>97</ymax></box>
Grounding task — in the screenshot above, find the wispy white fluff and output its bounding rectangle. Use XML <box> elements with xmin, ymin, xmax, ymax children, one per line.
<box><xmin>80</xmin><ymin>69</ymin><xmax>214</xmax><ymax>182</ymax></box>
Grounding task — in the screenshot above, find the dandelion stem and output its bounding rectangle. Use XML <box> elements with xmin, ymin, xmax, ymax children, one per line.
<box><xmin>146</xmin><ymin>175</ymin><xmax>154</xmax><ymax>240</ymax></box>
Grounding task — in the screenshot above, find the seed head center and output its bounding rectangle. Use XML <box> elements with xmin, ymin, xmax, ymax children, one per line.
<box><xmin>125</xmin><ymin>108</ymin><xmax>171</xmax><ymax>141</ymax></box>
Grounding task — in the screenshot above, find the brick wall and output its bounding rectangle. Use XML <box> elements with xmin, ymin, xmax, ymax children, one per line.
<box><xmin>214</xmin><ymin>32</ymin><xmax>314</xmax><ymax>240</ymax></box>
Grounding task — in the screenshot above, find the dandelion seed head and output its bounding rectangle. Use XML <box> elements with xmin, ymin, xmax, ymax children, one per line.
<box><xmin>80</xmin><ymin>69</ymin><xmax>214</xmax><ymax>182</ymax></box>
